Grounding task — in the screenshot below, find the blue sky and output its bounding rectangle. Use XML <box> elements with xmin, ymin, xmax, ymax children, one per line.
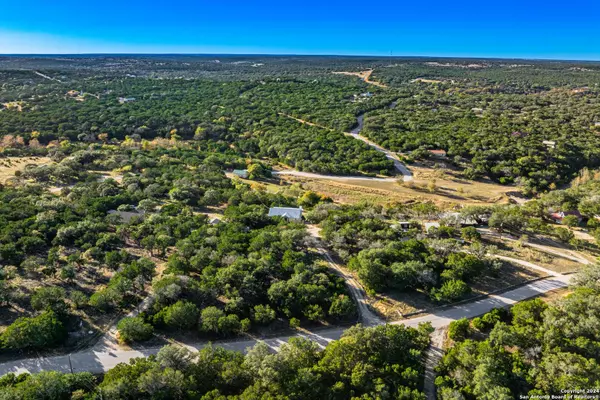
<box><xmin>1</xmin><ymin>0</ymin><xmax>599</xmax><ymax>59</ymax></box>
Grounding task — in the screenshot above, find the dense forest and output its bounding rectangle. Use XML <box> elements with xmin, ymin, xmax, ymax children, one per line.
<box><xmin>4</xmin><ymin>56</ymin><xmax>600</xmax><ymax>188</ymax></box>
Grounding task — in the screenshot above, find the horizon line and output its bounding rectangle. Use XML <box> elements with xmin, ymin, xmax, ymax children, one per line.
<box><xmin>1</xmin><ymin>53</ymin><xmax>599</xmax><ymax>63</ymax></box>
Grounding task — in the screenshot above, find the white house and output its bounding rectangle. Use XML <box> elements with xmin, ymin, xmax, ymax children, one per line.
<box><xmin>268</xmin><ymin>207</ymin><xmax>303</xmax><ymax>221</ymax></box>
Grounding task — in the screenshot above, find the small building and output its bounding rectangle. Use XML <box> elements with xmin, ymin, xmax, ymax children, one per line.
<box><xmin>118</xmin><ymin>97</ymin><xmax>136</xmax><ymax>104</ymax></box>
<box><xmin>209</xmin><ymin>217</ymin><xmax>222</xmax><ymax>225</ymax></box>
<box><xmin>471</xmin><ymin>107</ymin><xmax>483</xmax><ymax>113</ymax></box>
<box><xmin>549</xmin><ymin>210</ymin><xmax>582</xmax><ymax>224</ymax></box>
<box><xmin>594</xmin><ymin>122</ymin><xmax>600</xmax><ymax>127</ymax></box>
<box><xmin>67</xmin><ymin>90</ymin><xmax>80</xmax><ymax>96</ymax></box>
<box><xmin>428</xmin><ymin>149</ymin><xmax>447</xmax><ymax>158</ymax></box>
<box><xmin>543</xmin><ymin>140</ymin><xmax>556</xmax><ymax>149</ymax></box>
<box><xmin>268</xmin><ymin>207</ymin><xmax>303</xmax><ymax>221</ymax></box>
<box><xmin>233</xmin><ymin>169</ymin><xmax>249</xmax><ymax>179</ymax></box>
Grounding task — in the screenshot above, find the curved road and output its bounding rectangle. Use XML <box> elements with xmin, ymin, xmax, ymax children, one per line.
<box><xmin>348</xmin><ymin>114</ymin><xmax>413</xmax><ymax>181</ymax></box>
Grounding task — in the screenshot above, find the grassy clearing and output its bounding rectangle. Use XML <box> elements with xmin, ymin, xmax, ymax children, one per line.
<box><xmin>487</xmin><ymin>238</ymin><xmax>582</xmax><ymax>274</ymax></box>
<box><xmin>0</xmin><ymin>157</ymin><xmax>52</xmax><ymax>184</ymax></box>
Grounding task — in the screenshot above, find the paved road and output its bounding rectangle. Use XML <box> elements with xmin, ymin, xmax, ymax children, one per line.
<box><xmin>306</xmin><ymin>224</ymin><xmax>381</xmax><ymax>326</ymax></box>
<box><xmin>0</xmin><ymin>275</ymin><xmax>571</xmax><ymax>377</ymax></box>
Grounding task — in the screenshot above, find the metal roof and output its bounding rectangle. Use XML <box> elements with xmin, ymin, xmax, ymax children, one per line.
<box><xmin>268</xmin><ymin>207</ymin><xmax>303</xmax><ymax>220</ymax></box>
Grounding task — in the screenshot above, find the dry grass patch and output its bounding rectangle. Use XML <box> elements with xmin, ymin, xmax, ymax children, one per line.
<box><xmin>489</xmin><ymin>238</ymin><xmax>582</xmax><ymax>274</ymax></box>
<box><xmin>0</xmin><ymin>156</ymin><xmax>52</xmax><ymax>184</ymax></box>
<box><xmin>279</xmin><ymin>173</ymin><xmax>511</xmax><ymax>208</ymax></box>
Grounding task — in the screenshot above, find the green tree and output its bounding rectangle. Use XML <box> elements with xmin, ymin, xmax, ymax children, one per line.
<box><xmin>30</xmin><ymin>286</ymin><xmax>67</xmax><ymax>314</ymax></box>
<box><xmin>448</xmin><ymin>318</ymin><xmax>471</xmax><ymax>342</ymax></box>
<box><xmin>200</xmin><ymin>306</ymin><xmax>225</xmax><ymax>333</ymax></box>
<box><xmin>328</xmin><ymin>294</ymin><xmax>356</xmax><ymax>320</ymax></box>
<box><xmin>117</xmin><ymin>316</ymin><xmax>154</xmax><ymax>343</ymax></box>
<box><xmin>163</xmin><ymin>301</ymin><xmax>200</xmax><ymax>330</ymax></box>
<box><xmin>253</xmin><ymin>304</ymin><xmax>276</xmax><ymax>325</ymax></box>
<box><xmin>430</xmin><ymin>280</ymin><xmax>471</xmax><ymax>303</ymax></box>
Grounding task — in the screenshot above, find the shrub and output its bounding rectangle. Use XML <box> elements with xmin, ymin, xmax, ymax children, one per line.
<box><xmin>117</xmin><ymin>317</ymin><xmax>154</xmax><ymax>343</ymax></box>
<box><xmin>217</xmin><ymin>314</ymin><xmax>241</xmax><ymax>335</ymax></box>
<box><xmin>430</xmin><ymin>280</ymin><xmax>471</xmax><ymax>303</ymax></box>
<box><xmin>1</xmin><ymin>310</ymin><xmax>66</xmax><ymax>350</ymax></box>
<box><xmin>69</xmin><ymin>291</ymin><xmax>88</xmax><ymax>309</ymax></box>
<box><xmin>89</xmin><ymin>288</ymin><xmax>119</xmax><ymax>311</ymax></box>
<box><xmin>240</xmin><ymin>318</ymin><xmax>252</xmax><ymax>332</ymax></box>
<box><xmin>303</xmin><ymin>304</ymin><xmax>325</xmax><ymax>321</ymax></box>
<box><xmin>448</xmin><ymin>318</ymin><xmax>471</xmax><ymax>341</ymax></box>
<box><xmin>328</xmin><ymin>294</ymin><xmax>356</xmax><ymax>320</ymax></box>
<box><xmin>289</xmin><ymin>317</ymin><xmax>300</xmax><ymax>329</ymax></box>
<box><xmin>472</xmin><ymin>317</ymin><xmax>485</xmax><ymax>332</ymax></box>
<box><xmin>30</xmin><ymin>286</ymin><xmax>67</xmax><ymax>314</ymax></box>
<box><xmin>461</xmin><ymin>227</ymin><xmax>481</xmax><ymax>242</ymax></box>
<box><xmin>473</xmin><ymin>308</ymin><xmax>508</xmax><ymax>332</ymax></box>
<box><xmin>200</xmin><ymin>306</ymin><xmax>224</xmax><ymax>333</ymax></box>
<box><xmin>253</xmin><ymin>304</ymin><xmax>276</xmax><ymax>325</ymax></box>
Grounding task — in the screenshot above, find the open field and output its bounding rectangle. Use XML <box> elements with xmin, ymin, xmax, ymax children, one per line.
<box><xmin>0</xmin><ymin>157</ymin><xmax>52</xmax><ymax>184</ymax></box>
<box><xmin>1</xmin><ymin>102</ymin><xmax>24</xmax><ymax>112</ymax></box>
<box><xmin>278</xmin><ymin>169</ymin><xmax>513</xmax><ymax>207</ymax></box>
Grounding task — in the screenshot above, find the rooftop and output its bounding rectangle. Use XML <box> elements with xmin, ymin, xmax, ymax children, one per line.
<box><xmin>268</xmin><ymin>207</ymin><xmax>303</xmax><ymax>220</ymax></box>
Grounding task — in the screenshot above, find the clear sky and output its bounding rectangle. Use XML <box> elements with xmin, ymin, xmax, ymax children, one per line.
<box><xmin>1</xmin><ymin>0</ymin><xmax>599</xmax><ymax>60</ymax></box>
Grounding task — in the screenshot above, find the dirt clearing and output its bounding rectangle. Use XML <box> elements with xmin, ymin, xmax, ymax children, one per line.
<box><xmin>332</xmin><ymin>69</ymin><xmax>388</xmax><ymax>88</ymax></box>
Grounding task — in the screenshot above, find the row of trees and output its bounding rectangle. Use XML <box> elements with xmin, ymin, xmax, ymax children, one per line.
<box><xmin>0</xmin><ymin>323</ymin><xmax>432</xmax><ymax>399</ymax></box>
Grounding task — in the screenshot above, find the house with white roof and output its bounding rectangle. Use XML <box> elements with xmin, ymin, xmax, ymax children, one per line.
<box><xmin>268</xmin><ymin>207</ymin><xmax>303</xmax><ymax>221</ymax></box>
